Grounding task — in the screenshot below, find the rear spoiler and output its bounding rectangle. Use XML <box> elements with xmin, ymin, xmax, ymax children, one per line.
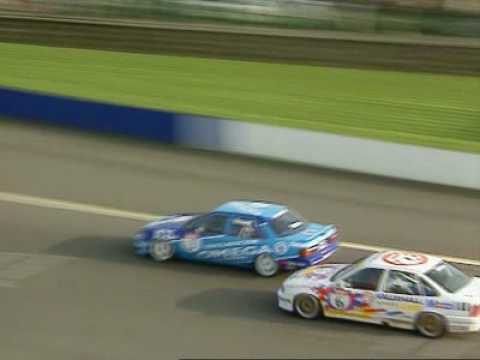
<box><xmin>324</xmin><ymin>224</ymin><xmax>337</xmax><ymax>234</ymax></box>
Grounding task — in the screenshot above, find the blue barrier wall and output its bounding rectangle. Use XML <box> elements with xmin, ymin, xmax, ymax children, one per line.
<box><xmin>2</xmin><ymin>86</ymin><xmax>478</xmax><ymax>189</ymax></box>
<box><xmin>0</xmin><ymin>87</ymin><xmax>177</xmax><ymax>143</ymax></box>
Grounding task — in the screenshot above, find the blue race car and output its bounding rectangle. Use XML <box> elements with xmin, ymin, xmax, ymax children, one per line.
<box><xmin>133</xmin><ymin>200</ymin><xmax>338</xmax><ymax>277</ymax></box>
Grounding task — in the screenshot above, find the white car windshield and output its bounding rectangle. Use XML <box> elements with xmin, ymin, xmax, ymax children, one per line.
<box><xmin>331</xmin><ymin>255</ymin><xmax>370</xmax><ymax>282</ymax></box>
<box><xmin>426</xmin><ymin>262</ymin><xmax>472</xmax><ymax>293</ymax></box>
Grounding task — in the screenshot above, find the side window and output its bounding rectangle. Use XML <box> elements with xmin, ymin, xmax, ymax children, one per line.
<box><xmin>384</xmin><ymin>270</ymin><xmax>421</xmax><ymax>296</ymax></box>
<box><xmin>185</xmin><ymin>214</ymin><xmax>228</xmax><ymax>236</ymax></box>
<box><xmin>342</xmin><ymin>268</ymin><xmax>384</xmax><ymax>291</ymax></box>
<box><xmin>202</xmin><ymin>214</ymin><xmax>229</xmax><ymax>236</ymax></box>
<box><xmin>183</xmin><ymin>215</ymin><xmax>207</xmax><ymax>232</ymax></box>
<box><xmin>420</xmin><ymin>278</ymin><xmax>439</xmax><ymax>297</ymax></box>
<box><xmin>227</xmin><ymin>217</ymin><xmax>260</xmax><ymax>239</ymax></box>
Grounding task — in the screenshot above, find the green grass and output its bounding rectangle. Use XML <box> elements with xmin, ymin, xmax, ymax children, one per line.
<box><xmin>0</xmin><ymin>42</ymin><xmax>479</xmax><ymax>153</ymax></box>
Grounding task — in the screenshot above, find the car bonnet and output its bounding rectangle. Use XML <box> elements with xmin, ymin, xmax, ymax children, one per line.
<box><xmin>143</xmin><ymin>214</ymin><xmax>199</xmax><ymax>231</ymax></box>
<box><xmin>285</xmin><ymin>264</ymin><xmax>347</xmax><ymax>288</ymax></box>
<box><xmin>457</xmin><ymin>276</ymin><xmax>480</xmax><ymax>299</ymax></box>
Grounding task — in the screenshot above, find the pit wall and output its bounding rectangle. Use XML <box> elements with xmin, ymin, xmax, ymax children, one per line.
<box><xmin>1</xmin><ymin>86</ymin><xmax>479</xmax><ymax>190</ymax></box>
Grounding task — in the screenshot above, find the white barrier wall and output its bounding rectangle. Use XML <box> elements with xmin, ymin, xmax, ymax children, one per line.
<box><xmin>4</xmin><ymin>86</ymin><xmax>478</xmax><ymax>190</ymax></box>
<box><xmin>177</xmin><ymin>117</ymin><xmax>480</xmax><ymax>190</ymax></box>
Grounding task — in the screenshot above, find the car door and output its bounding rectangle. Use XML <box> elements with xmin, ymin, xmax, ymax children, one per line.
<box><xmin>219</xmin><ymin>215</ymin><xmax>265</xmax><ymax>266</ymax></box>
<box><xmin>177</xmin><ymin>213</ymin><xmax>229</xmax><ymax>262</ymax></box>
<box><xmin>376</xmin><ymin>270</ymin><xmax>427</xmax><ymax>329</ymax></box>
<box><xmin>324</xmin><ymin>267</ymin><xmax>386</xmax><ymax>324</ymax></box>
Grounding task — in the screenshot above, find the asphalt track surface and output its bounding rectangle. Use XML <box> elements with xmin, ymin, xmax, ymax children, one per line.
<box><xmin>1</xmin><ymin>120</ymin><xmax>480</xmax><ymax>359</ymax></box>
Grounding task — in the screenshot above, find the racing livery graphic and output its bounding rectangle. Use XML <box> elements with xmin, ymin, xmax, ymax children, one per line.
<box><xmin>132</xmin><ymin>200</ymin><xmax>338</xmax><ymax>277</ymax></box>
<box><xmin>277</xmin><ymin>251</ymin><xmax>480</xmax><ymax>338</ymax></box>
<box><xmin>317</xmin><ymin>287</ymin><xmax>383</xmax><ymax>319</ymax></box>
<box><xmin>382</xmin><ymin>251</ymin><xmax>428</xmax><ymax>266</ymax></box>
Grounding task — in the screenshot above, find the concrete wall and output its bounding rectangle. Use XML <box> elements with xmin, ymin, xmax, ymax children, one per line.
<box><xmin>176</xmin><ymin>116</ymin><xmax>480</xmax><ymax>190</ymax></box>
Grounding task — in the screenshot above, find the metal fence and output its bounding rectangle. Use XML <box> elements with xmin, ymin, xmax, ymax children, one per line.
<box><xmin>1</xmin><ymin>0</ymin><xmax>480</xmax><ymax>37</ymax></box>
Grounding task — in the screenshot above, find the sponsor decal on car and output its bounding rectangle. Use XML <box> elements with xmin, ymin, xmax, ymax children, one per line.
<box><xmin>382</xmin><ymin>251</ymin><xmax>428</xmax><ymax>266</ymax></box>
<box><xmin>327</xmin><ymin>288</ymin><xmax>357</xmax><ymax>311</ymax></box>
<box><xmin>317</xmin><ymin>287</ymin><xmax>383</xmax><ymax>318</ymax></box>
<box><xmin>197</xmin><ymin>243</ymin><xmax>291</xmax><ymax>260</ymax></box>
<box><xmin>181</xmin><ymin>233</ymin><xmax>202</xmax><ymax>253</ymax></box>
<box><xmin>203</xmin><ymin>239</ymin><xmax>260</xmax><ymax>250</ymax></box>
<box><xmin>273</xmin><ymin>241</ymin><xmax>289</xmax><ymax>256</ymax></box>
<box><xmin>377</xmin><ymin>299</ymin><xmax>423</xmax><ymax>313</ymax></box>
<box><xmin>385</xmin><ymin>309</ymin><xmax>405</xmax><ymax>317</ymax></box>
<box><xmin>376</xmin><ymin>293</ymin><xmax>424</xmax><ymax>304</ymax></box>
<box><xmin>153</xmin><ymin>229</ymin><xmax>177</xmax><ymax>241</ymax></box>
<box><xmin>425</xmin><ymin>299</ymin><xmax>457</xmax><ymax>311</ymax></box>
<box><xmin>197</xmin><ymin>245</ymin><xmax>266</xmax><ymax>259</ymax></box>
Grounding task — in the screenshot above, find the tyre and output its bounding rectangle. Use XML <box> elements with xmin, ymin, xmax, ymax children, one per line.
<box><xmin>149</xmin><ymin>239</ymin><xmax>174</xmax><ymax>262</ymax></box>
<box><xmin>254</xmin><ymin>253</ymin><xmax>279</xmax><ymax>277</ymax></box>
<box><xmin>416</xmin><ymin>312</ymin><xmax>446</xmax><ymax>338</ymax></box>
<box><xmin>294</xmin><ymin>294</ymin><xmax>322</xmax><ymax>319</ymax></box>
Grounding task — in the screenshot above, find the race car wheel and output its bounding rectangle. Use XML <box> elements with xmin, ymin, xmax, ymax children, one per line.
<box><xmin>254</xmin><ymin>253</ymin><xmax>279</xmax><ymax>277</ymax></box>
<box><xmin>416</xmin><ymin>312</ymin><xmax>446</xmax><ymax>338</ymax></box>
<box><xmin>294</xmin><ymin>294</ymin><xmax>322</xmax><ymax>319</ymax></box>
<box><xmin>149</xmin><ymin>239</ymin><xmax>174</xmax><ymax>262</ymax></box>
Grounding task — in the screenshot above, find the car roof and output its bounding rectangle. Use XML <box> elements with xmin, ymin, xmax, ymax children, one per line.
<box><xmin>214</xmin><ymin>200</ymin><xmax>288</xmax><ymax>218</ymax></box>
<box><xmin>365</xmin><ymin>250</ymin><xmax>444</xmax><ymax>274</ymax></box>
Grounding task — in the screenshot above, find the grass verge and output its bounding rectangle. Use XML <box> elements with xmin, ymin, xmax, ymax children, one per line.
<box><xmin>0</xmin><ymin>42</ymin><xmax>479</xmax><ymax>153</ymax></box>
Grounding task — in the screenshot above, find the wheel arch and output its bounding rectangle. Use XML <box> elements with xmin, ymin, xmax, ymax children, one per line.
<box><xmin>414</xmin><ymin>310</ymin><xmax>449</xmax><ymax>337</ymax></box>
<box><xmin>414</xmin><ymin>309</ymin><xmax>448</xmax><ymax>325</ymax></box>
<box><xmin>293</xmin><ymin>291</ymin><xmax>324</xmax><ymax>317</ymax></box>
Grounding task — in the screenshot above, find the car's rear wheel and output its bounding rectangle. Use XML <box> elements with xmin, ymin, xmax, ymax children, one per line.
<box><xmin>416</xmin><ymin>312</ymin><xmax>446</xmax><ymax>338</ymax></box>
<box><xmin>254</xmin><ymin>253</ymin><xmax>279</xmax><ymax>277</ymax></box>
<box><xmin>294</xmin><ymin>294</ymin><xmax>322</xmax><ymax>319</ymax></box>
<box><xmin>149</xmin><ymin>239</ymin><xmax>174</xmax><ymax>262</ymax></box>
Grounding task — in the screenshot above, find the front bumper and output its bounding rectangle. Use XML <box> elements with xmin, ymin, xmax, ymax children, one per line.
<box><xmin>277</xmin><ymin>288</ymin><xmax>294</xmax><ymax>312</ymax></box>
<box><xmin>133</xmin><ymin>238</ymin><xmax>151</xmax><ymax>256</ymax></box>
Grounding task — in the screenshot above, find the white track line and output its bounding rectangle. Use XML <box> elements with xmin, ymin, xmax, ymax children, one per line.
<box><xmin>1</xmin><ymin>191</ymin><xmax>479</xmax><ymax>267</ymax></box>
<box><xmin>0</xmin><ymin>191</ymin><xmax>158</xmax><ymax>222</ymax></box>
<box><xmin>340</xmin><ymin>241</ymin><xmax>480</xmax><ymax>267</ymax></box>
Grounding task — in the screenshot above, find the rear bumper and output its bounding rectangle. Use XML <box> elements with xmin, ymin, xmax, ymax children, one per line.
<box><xmin>448</xmin><ymin>316</ymin><xmax>480</xmax><ymax>333</ymax></box>
<box><xmin>278</xmin><ymin>241</ymin><xmax>337</xmax><ymax>270</ymax></box>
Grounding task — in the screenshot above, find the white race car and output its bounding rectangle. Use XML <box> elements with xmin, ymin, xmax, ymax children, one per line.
<box><xmin>277</xmin><ymin>250</ymin><xmax>480</xmax><ymax>338</ymax></box>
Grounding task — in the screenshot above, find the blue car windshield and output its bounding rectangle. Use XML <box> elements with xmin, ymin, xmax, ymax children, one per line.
<box><xmin>270</xmin><ymin>210</ymin><xmax>307</xmax><ymax>237</ymax></box>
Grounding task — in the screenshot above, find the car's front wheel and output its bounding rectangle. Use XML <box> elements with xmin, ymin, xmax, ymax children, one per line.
<box><xmin>149</xmin><ymin>239</ymin><xmax>174</xmax><ymax>262</ymax></box>
<box><xmin>294</xmin><ymin>294</ymin><xmax>322</xmax><ymax>319</ymax></box>
<box><xmin>415</xmin><ymin>312</ymin><xmax>447</xmax><ymax>338</ymax></box>
<box><xmin>254</xmin><ymin>253</ymin><xmax>279</xmax><ymax>277</ymax></box>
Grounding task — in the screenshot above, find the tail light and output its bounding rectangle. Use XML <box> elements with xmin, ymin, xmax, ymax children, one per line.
<box><xmin>470</xmin><ymin>305</ymin><xmax>480</xmax><ymax>317</ymax></box>
<box><xmin>327</xmin><ymin>232</ymin><xmax>338</xmax><ymax>243</ymax></box>
<box><xmin>299</xmin><ymin>248</ymin><xmax>310</xmax><ymax>257</ymax></box>
<box><xmin>299</xmin><ymin>246</ymin><xmax>319</xmax><ymax>257</ymax></box>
